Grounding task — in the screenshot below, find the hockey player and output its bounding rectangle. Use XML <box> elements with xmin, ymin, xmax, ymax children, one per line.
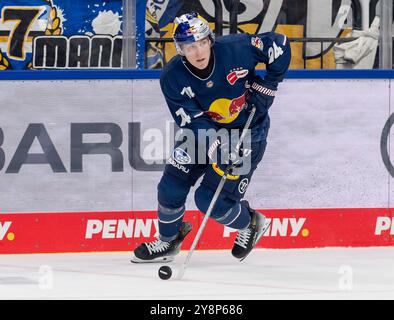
<box><xmin>131</xmin><ymin>12</ymin><xmax>291</xmax><ymax>263</ymax></box>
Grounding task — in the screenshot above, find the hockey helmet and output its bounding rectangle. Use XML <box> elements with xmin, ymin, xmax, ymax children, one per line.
<box><xmin>173</xmin><ymin>12</ymin><xmax>215</xmax><ymax>55</ymax></box>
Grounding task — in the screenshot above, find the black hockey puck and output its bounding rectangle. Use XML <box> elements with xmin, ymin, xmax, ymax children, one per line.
<box><xmin>158</xmin><ymin>266</ymin><xmax>172</xmax><ymax>280</ymax></box>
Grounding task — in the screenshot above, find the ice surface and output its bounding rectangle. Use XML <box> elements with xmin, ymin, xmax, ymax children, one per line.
<box><xmin>0</xmin><ymin>247</ymin><xmax>393</xmax><ymax>300</ymax></box>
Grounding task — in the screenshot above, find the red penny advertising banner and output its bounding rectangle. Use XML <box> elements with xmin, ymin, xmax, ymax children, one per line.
<box><xmin>0</xmin><ymin>208</ymin><xmax>393</xmax><ymax>254</ymax></box>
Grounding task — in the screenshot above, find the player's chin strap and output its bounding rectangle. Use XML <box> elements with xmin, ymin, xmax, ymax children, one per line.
<box><xmin>175</xmin><ymin>106</ymin><xmax>256</xmax><ymax>280</ymax></box>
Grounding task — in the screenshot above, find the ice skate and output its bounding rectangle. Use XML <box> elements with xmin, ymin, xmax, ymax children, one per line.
<box><xmin>231</xmin><ymin>201</ymin><xmax>271</xmax><ymax>261</ymax></box>
<box><xmin>131</xmin><ymin>221</ymin><xmax>192</xmax><ymax>263</ymax></box>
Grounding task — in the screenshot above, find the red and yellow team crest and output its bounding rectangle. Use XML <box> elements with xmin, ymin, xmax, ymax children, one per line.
<box><xmin>205</xmin><ymin>91</ymin><xmax>247</xmax><ymax>124</ymax></box>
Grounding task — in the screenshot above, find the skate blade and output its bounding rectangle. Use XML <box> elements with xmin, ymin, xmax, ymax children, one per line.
<box><xmin>238</xmin><ymin>218</ymin><xmax>271</xmax><ymax>262</ymax></box>
<box><xmin>130</xmin><ymin>255</ymin><xmax>175</xmax><ymax>264</ymax></box>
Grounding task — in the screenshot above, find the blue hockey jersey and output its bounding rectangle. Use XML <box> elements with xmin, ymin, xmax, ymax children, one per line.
<box><xmin>160</xmin><ymin>32</ymin><xmax>291</xmax><ymax>142</ymax></box>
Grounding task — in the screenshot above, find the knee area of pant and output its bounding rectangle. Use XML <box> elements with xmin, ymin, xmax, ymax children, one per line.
<box><xmin>157</xmin><ymin>174</ymin><xmax>190</xmax><ymax>207</ymax></box>
<box><xmin>194</xmin><ymin>185</ymin><xmax>234</xmax><ymax>218</ymax></box>
<box><xmin>194</xmin><ymin>186</ymin><xmax>211</xmax><ymax>213</ymax></box>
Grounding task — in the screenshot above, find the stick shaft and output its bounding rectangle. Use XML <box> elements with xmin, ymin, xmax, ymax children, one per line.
<box><xmin>176</xmin><ymin>175</ymin><xmax>227</xmax><ymax>279</ymax></box>
<box><xmin>235</xmin><ymin>106</ymin><xmax>256</xmax><ymax>153</ymax></box>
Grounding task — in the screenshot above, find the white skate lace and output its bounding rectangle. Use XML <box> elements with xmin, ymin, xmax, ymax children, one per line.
<box><xmin>234</xmin><ymin>228</ymin><xmax>252</xmax><ymax>249</ymax></box>
<box><xmin>146</xmin><ymin>239</ymin><xmax>171</xmax><ymax>255</ymax></box>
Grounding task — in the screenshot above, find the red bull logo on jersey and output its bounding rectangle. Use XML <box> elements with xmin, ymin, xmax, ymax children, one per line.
<box><xmin>205</xmin><ymin>91</ymin><xmax>247</xmax><ymax>124</ymax></box>
<box><xmin>227</xmin><ymin>68</ymin><xmax>249</xmax><ymax>85</ymax></box>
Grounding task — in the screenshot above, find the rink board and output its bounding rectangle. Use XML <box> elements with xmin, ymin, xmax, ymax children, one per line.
<box><xmin>0</xmin><ymin>208</ymin><xmax>393</xmax><ymax>253</ymax></box>
<box><xmin>0</xmin><ymin>77</ymin><xmax>394</xmax><ymax>253</ymax></box>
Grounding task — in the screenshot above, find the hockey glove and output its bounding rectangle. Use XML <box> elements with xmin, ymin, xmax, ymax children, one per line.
<box><xmin>207</xmin><ymin>138</ymin><xmax>252</xmax><ymax>178</ymax></box>
<box><xmin>246</xmin><ymin>76</ymin><xmax>277</xmax><ymax>114</ymax></box>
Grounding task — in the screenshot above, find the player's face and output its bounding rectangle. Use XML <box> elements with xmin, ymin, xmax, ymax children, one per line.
<box><xmin>182</xmin><ymin>37</ymin><xmax>211</xmax><ymax>69</ymax></box>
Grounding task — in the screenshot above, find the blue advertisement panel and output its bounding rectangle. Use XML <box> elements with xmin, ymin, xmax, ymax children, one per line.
<box><xmin>0</xmin><ymin>0</ymin><xmax>123</xmax><ymax>70</ymax></box>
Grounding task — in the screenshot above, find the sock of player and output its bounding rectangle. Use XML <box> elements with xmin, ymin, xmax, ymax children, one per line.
<box><xmin>158</xmin><ymin>204</ymin><xmax>185</xmax><ymax>242</ymax></box>
<box><xmin>215</xmin><ymin>202</ymin><xmax>251</xmax><ymax>229</ymax></box>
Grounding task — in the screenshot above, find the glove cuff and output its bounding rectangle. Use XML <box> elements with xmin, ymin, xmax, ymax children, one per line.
<box><xmin>251</xmin><ymin>82</ymin><xmax>277</xmax><ymax>97</ymax></box>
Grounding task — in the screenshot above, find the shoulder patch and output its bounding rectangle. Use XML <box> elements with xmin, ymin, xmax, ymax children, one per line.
<box><xmin>251</xmin><ymin>37</ymin><xmax>263</xmax><ymax>50</ymax></box>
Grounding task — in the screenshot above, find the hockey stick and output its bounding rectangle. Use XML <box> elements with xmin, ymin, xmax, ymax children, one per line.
<box><xmin>175</xmin><ymin>106</ymin><xmax>256</xmax><ymax>280</ymax></box>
